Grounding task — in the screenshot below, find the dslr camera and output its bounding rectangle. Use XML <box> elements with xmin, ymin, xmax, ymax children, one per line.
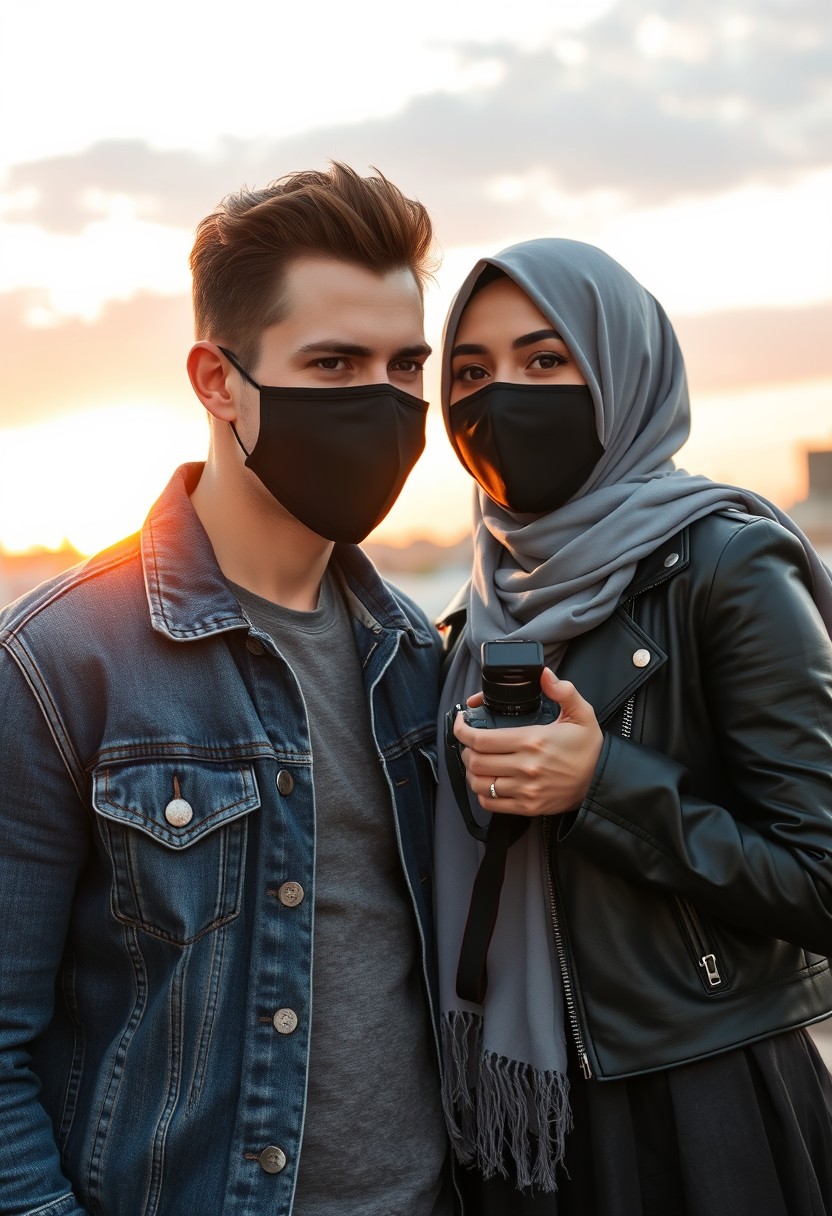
<box><xmin>444</xmin><ymin>638</ymin><xmax>557</xmax><ymax>840</ymax></box>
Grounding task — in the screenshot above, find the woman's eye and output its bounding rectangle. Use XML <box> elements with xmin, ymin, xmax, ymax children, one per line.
<box><xmin>529</xmin><ymin>352</ymin><xmax>567</xmax><ymax>370</ymax></box>
<box><xmin>456</xmin><ymin>365</ymin><xmax>489</xmax><ymax>383</ymax></box>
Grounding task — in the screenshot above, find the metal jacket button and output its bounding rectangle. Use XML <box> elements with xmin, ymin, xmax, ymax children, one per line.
<box><xmin>277</xmin><ymin>881</ymin><xmax>304</xmax><ymax>907</ymax></box>
<box><xmin>276</xmin><ymin>770</ymin><xmax>294</xmax><ymax>796</ymax></box>
<box><xmin>164</xmin><ymin>798</ymin><xmax>193</xmax><ymax>827</ymax></box>
<box><xmin>273</xmin><ymin>1008</ymin><xmax>298</xmax><ymax>1034</ymax></box>
<box><xmin>632</xmin><ymin>649</ymin><xmax>651</xmax><ymax>668</ymax></box>
<box><xmin>258</xmin><ymin>1146</ymin><xmax>287</xmax><ymax>1174</ymax></box>
<box><xmin>663</xmin><ymin>552</ymin><xmax>680</xmax><ymax>567</ymax></box>
<box><xmin>246</xmin><ymin>637</ymin><xmax>265</xmax><ymax>655</ymax></box>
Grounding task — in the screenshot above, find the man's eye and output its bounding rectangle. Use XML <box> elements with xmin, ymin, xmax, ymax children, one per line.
<box><xmin>393</xmin><ymin>359</ymin><xmax>422</xmax><ymax>374</ymax></box>
<box><xmin>316</xmin><ymin>357</ymin><xmax>347</xmax><ymax>371</ymax></box>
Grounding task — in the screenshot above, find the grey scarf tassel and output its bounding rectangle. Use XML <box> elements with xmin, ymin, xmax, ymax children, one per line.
<box><xmin>441</xmin><ymin>1010</ymin><xmax>572</xmax><ymax>1192</ymax></box>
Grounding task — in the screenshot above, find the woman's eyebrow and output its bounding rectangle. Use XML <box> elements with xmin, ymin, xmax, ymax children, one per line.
<box><xmin>451</xmin><ymin>330</ymin><xmax>564</xmax><ymax>359</ymax></box>
<box><xmin>512</xmin><ymin>328</ymin><xmax>563</xmax><ymax>349</ymax></box>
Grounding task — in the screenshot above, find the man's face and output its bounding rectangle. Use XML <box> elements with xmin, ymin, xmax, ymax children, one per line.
<box><xmin>250</xmin><ymin>257</ymin><xmax>430</xmax><ymax>396</ymax></box>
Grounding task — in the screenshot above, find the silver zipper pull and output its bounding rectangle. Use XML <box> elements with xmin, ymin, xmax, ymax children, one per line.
<box><xmin>579</xmin><ymin>1051</ymin><xmax>593</xmax><ymax>1080</ymax></box>
<box><xmin>699</xmin><ymin>954</ymin><xmax>721</xmax><ymax>987</ymax></box>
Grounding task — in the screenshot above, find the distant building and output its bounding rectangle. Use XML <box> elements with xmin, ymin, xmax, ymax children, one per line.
<box><xmin>789</xmin><ymin>449</ymin><xmax>832</xmax><ymax>561</ymax></box>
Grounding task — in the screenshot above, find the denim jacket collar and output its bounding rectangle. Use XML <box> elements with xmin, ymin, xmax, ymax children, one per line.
<box><xmin>141</xmin><ymin>463</ymin><xmax>433</xmax><ymax>647</ymax></box>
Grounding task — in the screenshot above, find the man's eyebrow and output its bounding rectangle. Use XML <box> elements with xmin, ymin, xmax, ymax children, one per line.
<box><xmin>296</xmin><ymin>341</ymin><xmax>432</xmax><ymax>360</ymax></box>
<box><xmin>297</xmin><ymin>341</ymin><xmax>373</xmax><ymax>357</ymax></box>
<box><xmin>512</xmin><ymin>328</ymin><xmax>563</xmax><ymax>349</ymax></box>
<box><xmin>395</xmin><ymin>343</ymin><xmax>432</xmax><ymax>360</ymax></box>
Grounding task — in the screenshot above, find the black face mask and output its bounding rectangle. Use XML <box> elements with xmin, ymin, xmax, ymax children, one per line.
<box><xmin>448</xmin><ymin>382</ymin><xmax>603</xmax><ymax>513</ymax></box>
<box><xmin>220</xmin><ymin>348</ymin><xmax>427</xmax><ymax>544</ymax></box>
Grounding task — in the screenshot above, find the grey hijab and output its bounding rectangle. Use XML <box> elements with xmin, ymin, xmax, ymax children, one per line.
<box><xmin>434</xmin><ymin>238</ymin><xmax>832</xmax><ymax>1191</ymax></box>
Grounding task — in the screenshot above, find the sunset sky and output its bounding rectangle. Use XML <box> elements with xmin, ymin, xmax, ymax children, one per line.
<box><xmin>1</xmin><ymin>0</ymin><xmax>830</xmax><ymax>554</ymax></box>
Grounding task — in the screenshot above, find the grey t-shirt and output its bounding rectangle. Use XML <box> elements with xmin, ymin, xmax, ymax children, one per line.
<box><xmin>230</xmin><ymin>572</ymin><xmax>452</xmax><ymax>1216</ymax></box>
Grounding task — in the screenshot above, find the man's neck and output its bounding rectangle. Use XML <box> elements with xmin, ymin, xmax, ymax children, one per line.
<box><xmin>189</xmin><ymin>457</ymin><xmax>333</xmax><ymax>612</ymax></box>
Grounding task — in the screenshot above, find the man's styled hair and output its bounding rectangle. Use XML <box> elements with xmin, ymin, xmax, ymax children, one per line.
<box><xmin>190</xmin><ymin>162</ymin><xmax>435</xmax><ymax>369</ymax></box>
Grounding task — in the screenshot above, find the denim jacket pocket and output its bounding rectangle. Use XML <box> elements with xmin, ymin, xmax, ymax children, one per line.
<box><xmin>92</xmin><ymin>758</ymin><xmax>260</xmax><ymax>945</ymax></box>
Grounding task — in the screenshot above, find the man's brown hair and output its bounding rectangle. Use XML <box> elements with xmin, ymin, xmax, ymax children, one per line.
<box><xmin>190</xmin><ymin>162</ymin><xmax>435</xmax><ymax>369</ymax></box>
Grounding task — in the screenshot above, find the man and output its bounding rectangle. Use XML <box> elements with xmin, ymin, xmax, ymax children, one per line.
<box><xmin>0</xmin><ymin>164</ymin><xmax>453</xmax><ymax>1215</ymax></box>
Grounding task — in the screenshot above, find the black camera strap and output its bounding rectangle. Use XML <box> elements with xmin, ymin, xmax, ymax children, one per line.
<box><xmin>444</xmin><ymin>705</ymin><xmax>490</xmax><ymax>842</ymax></box>
<box><xmin>455</xmin><ymin>812</ymin><xmax>529</xmax><ymax>1004</ymax></box>
<box><xmin>445</xmin><ymin>707</ymin><xmax>530</xmax><ymax>1002</ymax></box>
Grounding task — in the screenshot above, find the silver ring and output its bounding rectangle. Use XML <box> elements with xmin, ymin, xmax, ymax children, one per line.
<box><xmin>489</xmin><ymin>780</ymin><xmax>498</xmax><ymax>800</ymax></box>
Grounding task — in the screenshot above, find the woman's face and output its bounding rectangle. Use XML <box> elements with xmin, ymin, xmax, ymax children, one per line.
<box><xmin>448</xmin><ymin>275</ymin><xmax>586</xmax><ymax>406</ymax></box>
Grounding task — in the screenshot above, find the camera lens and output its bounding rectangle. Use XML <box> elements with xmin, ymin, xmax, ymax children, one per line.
<box><xmin>481</xmin><ymin>670</ymin><xmax>541</xmax><ymax>715</ymax></box>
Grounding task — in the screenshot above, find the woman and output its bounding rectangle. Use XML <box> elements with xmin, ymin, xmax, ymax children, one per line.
<box><xmin>435</xmin><ymin>238</ymin><xmax>832</xmax><ymax>1215</ymax></box>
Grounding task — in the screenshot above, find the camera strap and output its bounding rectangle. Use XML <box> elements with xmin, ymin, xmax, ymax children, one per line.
<box><xmin>445</xmin><ymin>709</ymin><xmax>530</xmax><ymax>1002</ymax></box>
<box><xmin>455</xmin><ymin>812</ymin><xmax>529</xmax><ymax>1004</ymax></box>
<box><xmin>444</xmin><ymin>705</ymin><xmax>490</xmax><ymax>842</ymax></box>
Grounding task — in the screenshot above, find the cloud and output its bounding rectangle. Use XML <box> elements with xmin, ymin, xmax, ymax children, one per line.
<box><xmin>672</xmin><ymin>301</ymin><xmax>832</xmax><ymax>393</ymax></box>
<box><xmin>0</xmin><ymin>290</ymin><xmax>195</xmax><ymax>428</ymax></box>
<box><xmin>3</xmin><ymin>0</ymin><xmax>829</xmax><ymax>244</ymax></box>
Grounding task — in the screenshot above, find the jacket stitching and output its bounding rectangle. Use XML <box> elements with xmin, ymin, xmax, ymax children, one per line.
<box><xmin>99</xmin><ymin>765</ymin><xmax>257</xmax><ymax>825</ymax></box>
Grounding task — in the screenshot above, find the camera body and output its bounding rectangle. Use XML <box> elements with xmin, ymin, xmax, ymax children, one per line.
<box><xmin>464</xmin><ymin>638</ymin><xmax>557</xmax><ymax>730</ymax></box>
<box><xmin>445</xmin><ymin>638</ymin><xmax>557</xmax><ymax>841</ymax></box>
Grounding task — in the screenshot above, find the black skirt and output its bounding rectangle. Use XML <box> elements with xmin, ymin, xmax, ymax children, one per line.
<box><xmin>458</xmin><ymin>1028</ymin><xmax>832</xmax><ymax>1216</ymax></box>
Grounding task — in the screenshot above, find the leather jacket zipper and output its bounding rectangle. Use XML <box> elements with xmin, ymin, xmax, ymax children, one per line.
<box><xmin>673</xmin><ymin>895</ymin><xmax>723</xmax><ymax>989</ymax></box>
<box><xmin>542</xmin><ymin>818</ymin><xmax>593</xmax><ymax>1079</ymax></box>
<box><xmin>621</xmin><ymin>694</ymin><xmax>635</xmax><ymax>739</ymax></box>
<box><xmin>536</xmin><ymin>578</ymin><xmax>677</xmax><ymax>1082</ymax></box>
<box><xmin>536</xmin><ymin>680</ymin><xmax>642</xmax><ymax>1084</ymax></box>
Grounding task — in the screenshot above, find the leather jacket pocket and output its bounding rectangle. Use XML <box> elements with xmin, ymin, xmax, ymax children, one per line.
<box><xmin>92</xmin><ymin>758</ymin><xmax>260</xmax><ymax>945</ymax></box>
<box><xmin>672</xmin><ymin>895</ymin><xmax>730</xmax><ymax>993</ymax></box>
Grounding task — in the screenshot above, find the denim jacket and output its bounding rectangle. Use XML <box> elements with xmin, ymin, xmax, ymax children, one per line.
<box><xmin>0</xmin><ymin>464</ymin><xmax>442</xmax><ymax>1216</ymax></box>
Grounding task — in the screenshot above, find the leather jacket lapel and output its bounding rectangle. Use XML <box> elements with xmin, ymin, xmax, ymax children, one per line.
<box><xmin>558</xmin><ymin>608</ymin><xmax>667</xmax><ymax>725</ymax></box>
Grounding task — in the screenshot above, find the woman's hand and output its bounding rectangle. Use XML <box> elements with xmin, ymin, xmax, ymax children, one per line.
<box><xmin>453</xmin><ymin>668</ymin><xmax>604</xmax><ymax>817</ymax></box>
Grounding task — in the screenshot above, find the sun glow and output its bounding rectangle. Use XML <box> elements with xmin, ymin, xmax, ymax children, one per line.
<box><xmin>0</xmin><ymin>404</ymin><xmax>206</xmax><ymax>555</ymax></box>
<box><xmin>0</xmin><ymin>401</ymin><xmax>474</xmax><ymax>557</ymax></box>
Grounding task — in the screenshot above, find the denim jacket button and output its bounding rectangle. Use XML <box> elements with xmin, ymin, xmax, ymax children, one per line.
<box><xmin>273</xmin><ymin>1007</ymin><xmax>298</xmax><ymax>1034</ymax></box>
<box><xmin>164</xmin><ymin>798</ymin><xmax>193</xmax><ymax>827</ymax></box>
<box><xmin>277</xmin><ymin>881</ymin><xmax>304</xmax><ymax>907</ymax></box>
<box><xmin>258</xmin><ymin>1146</ymin><xmax>287</xmax><ymax>1174</ymax></box>
<box><xmin>246</xmin><ymin>636</ymin><xmax>265</xmax><ymax>655</ymax></box>
<box><xmin>276</xmin><ymin>770</ymin><xmax>294</xmax><ymax>796</ymax></box>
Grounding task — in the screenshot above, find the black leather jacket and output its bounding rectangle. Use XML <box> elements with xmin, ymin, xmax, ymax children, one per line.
<box><xmin>439</xmin><ymin>511</ymin><xmax>832</xmax><ymax>1080</ymax></box>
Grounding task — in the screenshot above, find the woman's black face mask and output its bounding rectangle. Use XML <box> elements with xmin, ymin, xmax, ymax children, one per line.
<box><xmin>448</xmin><ymin>381</ymin><xmax>603</xmax><ymax>514</ymax></box>
<box><xmin>220</xmin><ymin>348</ymin><xmax>428</xmax><ymax>544</ymax></box>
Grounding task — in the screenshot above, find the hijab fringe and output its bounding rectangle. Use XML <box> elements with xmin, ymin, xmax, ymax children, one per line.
<box><xmin>441</xmin><ymin>1010</ymin><xmax>572</xmax><ymax>1193</ymax></box>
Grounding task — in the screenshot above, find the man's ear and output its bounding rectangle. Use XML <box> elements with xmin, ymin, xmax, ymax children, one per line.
<box><xmin>187</xmin><ymin>342</ymin><xmax>238</xmax><ymax>422</ymax></box>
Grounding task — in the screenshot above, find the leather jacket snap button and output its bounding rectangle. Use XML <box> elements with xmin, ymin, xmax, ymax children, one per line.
<box><xmin>663</xmin><ymin>552</ymin><xmax>680</xmax><ymax>567</ymax></box>
<box><xmin>632</xmin><ymin>648</ymin><xmax>651</xmax><ymax>668</ymax></box>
